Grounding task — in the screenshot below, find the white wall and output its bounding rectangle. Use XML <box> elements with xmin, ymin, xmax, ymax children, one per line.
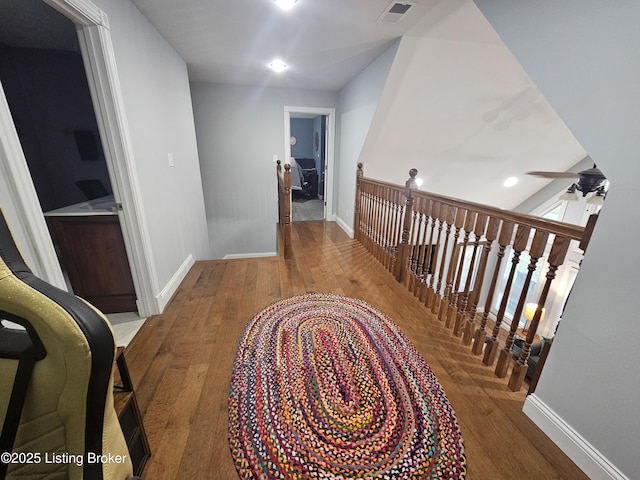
<box><xmin>475</xmin><ymin>1</ymin><xmax>640</xmax><ymax>478</ymax></box>
<box><xmin>356</xmin><ymin>0</ymin><xmax>586</xmax><ymax>211</ymax></box>
<box><xmin>190</xmin><ymin>83</ymin><xmax>337</xmax><ymax>258</ymax></box>
<box><xmin>334</xmin><ymin>40</ymin><xmax>400</xmax><ymax>234</ymax></box>
<box><xmin>89</xmin><ymin>0</ymin><xmax>210</xmax><ymax>306</ymax></box>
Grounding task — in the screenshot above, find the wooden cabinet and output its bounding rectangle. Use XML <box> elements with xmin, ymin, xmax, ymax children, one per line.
<box><xmin>47</xmin><ymin>214</ymin><xmax>137</xmax><ymax>313</ymax></box>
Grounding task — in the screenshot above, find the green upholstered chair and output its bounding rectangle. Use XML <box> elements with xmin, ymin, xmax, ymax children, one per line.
<box><xmin>0</xmin><ymin>208</ymin><xmax>133</xmax><ymax>479</ymax></box>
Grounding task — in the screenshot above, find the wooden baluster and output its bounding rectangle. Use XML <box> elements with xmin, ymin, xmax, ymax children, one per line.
<box><xmin>432</xmin><ymin>204</ymin><xmax>456</xmax><ymax>315</ymax></box>
<box><xmin>378</xmin><ymin>186</ymin><xmax>388</xmax><ymax>263</ymax></box>
<box><xmin>382</xmin><ymin>186</ymin><xmax>392</xmax><ymax>263</ymax></box>
<box><xmin>375</xmin><ymin>190</ymin><xmax>383</xmax><ymax>265</ymax></box>
<box><xmin>439</xmin><ymin>207</ymin><xmax>467</xmax><ymax>323</ymax></box>
<box><xmin>385</xmin><ymin>189</ymin><xmax>397</xmax><ymax>266</ymax></box>
<box><xmin>373</xmin><ymin>186</ymin><xmax>382</xmax><ymax>263</ymax></box>
<box><xmin>382</xmin><ymin>189</ymin><xmax>392</xmax><ymax>270</ymax></box>
<box><xmin>405</xmin><ymin>198</ymin><xmax>421</xmax><ymax>293</ymax></box>
<box><xmin>424</xmin><ymin>201</ymin><xmax>440</xmax><ymax>308</ymax></box>
<box><xmin>395</xmin><ymin>169</ymin><xmax>418</xmax><ymax>283</ymax></box>
<box><xmin>360</xmin><ymin>183</ymin><xmax>370</xmax><ymax>249</ymax></box>
<box><xmin>483</xmin><ymin>224</ymin><xmax>530</xmax><ymax>366</ymax></box>
<box><xmin>455</xmin><ymin>213</ymin><xmax>487</xmax><ymax>338</ymax></box>
<box><xmin>416</xmin><ymin>198</ymin><xmax>432</xmax><ymax>301</ymax></box>
<box><xmin>448</xmin><ymin>211</ymin><xmax>477</xmax><ymax>333</ymax></box>
<box><xmin>388</xmin><ymin>189</ymin><xmax>401</xmax><ymax>272</ymax></box>
<box><xmin>375</xmin><ymin>186</ymin><xmax>384</xmax><ymax>261</ymax></box>
<box><xmin>409</xmin><ymin>199</ymin><xmax>423</xmax><ymax>292</ymax></box>
<box><xmin>367</xmin><ymin>185</ymin><xmax>376</xmax><ymax>253</ymax></box>
<box><xmin>463</xmin><ymin>216</ymin><xmax>500</xmax><ymax>346</ymax></box>
<box><xmin>416</xmin><ymin>198</ymin><xmax>431</xmax><ymax>303</ymax></box>
<box><xmin>473</xmin><ymin>220</ymin><xmax>513</xmax><ymax>355</ymax></box>
<box><xmin>508</xmin><ymin>236</ymin><xmax>571</xmax><ymax>391</ymax></box>
<box><xmin>354</xmin><ymin>163</ymin><xmax>363</xmax><ymax>241</ymax></box>
<box><xmin>372</xmin><ymin>186</ymin><xmax>380</xmax><ymax>256</ymax></box>
<box><xmin>380</xmin><ymin>188</ymin><xmax>390</xmax><ymax>268</ymax></box>
<box><xmin>359</xmin><ymin>182</ymin><xmax>367</xmax><ymax>245</ymax></box>
<box><xmin>495</xmin><ymin>229</ymin><xmax>549</xmax><ymax>378</ymax></box>
<box><xmin>364</xmin><ymin>183</ymin><xmax>374</xmax><ymax>253</ymax></box>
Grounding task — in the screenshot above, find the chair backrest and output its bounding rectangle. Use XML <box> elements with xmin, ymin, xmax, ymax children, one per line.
<box><xmin>289</xmin><ymin>158</ymin><xmax>304</xmax><ymax>190</ymax></box>
<box><xmin>0</xmin><ymin>208</ymin><xmax>132</xmax><ymax>479</ymax></box>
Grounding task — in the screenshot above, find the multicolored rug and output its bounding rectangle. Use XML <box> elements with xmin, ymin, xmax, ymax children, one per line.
<box><xmin>228</xmin><ymin>293</ymin><xmax>466</xmax><ymax>479</ymax></box>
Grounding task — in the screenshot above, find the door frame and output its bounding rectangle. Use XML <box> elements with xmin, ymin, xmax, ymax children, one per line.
<box><xmin>0</xmin><ymin>0</ymin><xmax>158</xmax><ymax>316</ymax></box>
<box><xmin>284</xmin><ymin>106</ymin><xmax>336</xmax><ymax>221</ymax></box>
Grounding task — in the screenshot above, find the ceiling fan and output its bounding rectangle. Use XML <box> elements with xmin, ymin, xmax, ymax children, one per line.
<box><xmin>526</xmin><ymin>165</ymin><xmax>607</xmax><ymax>204</ymax></box>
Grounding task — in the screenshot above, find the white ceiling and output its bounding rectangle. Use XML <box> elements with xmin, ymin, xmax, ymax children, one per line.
<box><xmin>0</xmin><ymin>0</ymin><xmax>78</xmax><ymax>51</ymax></box>
<box><xmin>0</xmin><ymin>0</ymin><xmax>590</xmax><ymax>209</ymax></box>
<box><xmin>129</xmin><ymin>0</ymin><xmax>446</xmax><ymax>91</ymax></box>
<box><xmin>127</xmin><ymin>0</ymin><xmax>589</xmax><ymax>207</ymax></box>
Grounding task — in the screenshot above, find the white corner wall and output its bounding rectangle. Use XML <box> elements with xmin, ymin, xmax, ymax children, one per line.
<box><xmin>190</xmin><ymin>83</ymin><xmax>337</xmax><ymax>259</ymax></box>
<box><xmin>91</xmin><ymin>0</ymin><xmax>210</xmax><ymax>310</ymax></box>
<box><xmin>475</xmin><ymin>1</ymin><xmax>640</xmax><ymax>478</ymax></box>
<box><xmin>334</xmin><ymin>40</ymin><xmax>400</xmax><ymax>234</ymax></box>
<box><xmin>357</xmin><ymin>0</ymin><xmax>586</xmax><ymax>211</ymax></box>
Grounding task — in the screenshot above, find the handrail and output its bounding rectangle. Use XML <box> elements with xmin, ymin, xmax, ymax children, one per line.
<box><xmin>359</xmin><ymin>171</ymin><xmax>584</xmax><ymax>241</ymax></box>
<box><xmin>413</xmin><ymin>190</ymin><xmax>584</xmax><ymax>241</ymax></box>
<box><xmin>276</xmin><ymin>161</ymin><xmax>292</xmax><ymax>259</ymax></box>
<box><xmin>353</xmin><ymin>164</ymin><xmax>598</xmax><ymax>392</ymax></box>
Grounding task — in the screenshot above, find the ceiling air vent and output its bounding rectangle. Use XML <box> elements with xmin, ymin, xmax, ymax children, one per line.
<box><xmin>377</xmin><ymin>2</ymin><xmax>416</xmax><ymax>24</ymax></box>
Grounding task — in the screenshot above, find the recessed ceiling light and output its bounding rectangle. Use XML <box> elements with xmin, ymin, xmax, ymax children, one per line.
<box><xmin>274</xmin><ymin>0</ymin><xmax>297</xmax><ymax>10</ymax></box>
<box><xmin>504</xmin><ymin>176</ymin><xmax>518</xmax><ymax>187</ymax></box>
<box><xmin>269</xmin><ymin>59</ymin><xmax>287</xmax><ymax>73</ymax></box>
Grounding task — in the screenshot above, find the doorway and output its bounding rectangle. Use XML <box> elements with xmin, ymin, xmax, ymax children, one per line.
<box><xmin>289</xmin><ymin>115</ymin><xmax>325</xmax><ymax>221</ymax></box>
<box><xmin>0</xmin><ymin>0</ymin><xmax>136</xmax><ymax>313</ymax></box>
<box><xmin>0</xmin><ymin>0</ymin><xmax>157</xmax><ymax>316</ymax></box>
<box><xmin>284</xmin><ymin>106</ymin><xmax>335</xmax><ymax>223</ymax></box>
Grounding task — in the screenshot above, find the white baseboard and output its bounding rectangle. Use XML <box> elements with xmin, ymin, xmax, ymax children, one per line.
<box><xmin>523</xmin><ymin>395</ymin><xmax>629</xmax><ymax>480</ymax></box>
<box><xmin>223</xmin><ymin>252</ymin><xmax>277</xmax><ymax>260</ymax></box>
<box><xmin>155</xmin><ymin>254</ymin><xmax>194</xmax><ymax>312</ymax></box>
<box><xmin>335</xmin><ymin>215</ymin><xmax>354</xmax><ymax>238</ymax></box>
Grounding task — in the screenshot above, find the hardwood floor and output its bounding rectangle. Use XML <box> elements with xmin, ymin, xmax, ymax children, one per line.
<box><xmin>123</xmin><ymin>221</ymin><xmax>587</xmax><ymax>480</ymax></box>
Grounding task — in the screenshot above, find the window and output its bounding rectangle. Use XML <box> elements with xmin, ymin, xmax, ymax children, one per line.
<box><xmin>493</xmin><ymin>201</ymin><xmax>567</xmax><ymax>328</ymax></box>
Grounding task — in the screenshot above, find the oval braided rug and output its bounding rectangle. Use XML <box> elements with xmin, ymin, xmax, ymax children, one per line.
<box><xmin>228</xmin><ymin>293</ymin><xmax>466</xmax><ymax>479</ymax></box>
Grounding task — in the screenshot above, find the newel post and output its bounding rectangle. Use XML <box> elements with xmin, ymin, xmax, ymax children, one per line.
<box><xmin>394</xmin><ymin>169</ymin><xmax>418</xmax><ymax>283</ymax></box>
<box><xmin>281</xmin><ymin>163</ymin><xmax>293</xmax><ymax>259</ymax></box>
<box><xmin>353</xmin><ymin>163</ymin><xmax>364</xmax><ymax>241</ymax></box>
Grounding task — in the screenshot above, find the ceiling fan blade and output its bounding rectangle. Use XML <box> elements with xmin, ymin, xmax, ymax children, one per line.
<box><xmin>525</xmin><ymin>171</ymin><xmax>580</xmax><ymax>179</ymax></box>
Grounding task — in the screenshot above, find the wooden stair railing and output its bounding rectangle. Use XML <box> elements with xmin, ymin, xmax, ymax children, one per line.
<box><xmin>276</xmin><ymin>160</ymin><xmax>292</xmax><ymax>259</ymax></box>
<box><xmin>354</xmin><ymin>165</ymin><xmax>597</xmax><ymax>392</ymax></box>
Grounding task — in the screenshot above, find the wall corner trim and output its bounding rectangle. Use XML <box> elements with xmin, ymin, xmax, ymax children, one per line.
<box><xmin>523</xmin><ymin>395</ymin><xmax>629</xmax><ymax>480</ymax></box>
<box><xmin>335</xmin><ymin>216</ymin><xmax>354</xmax><ymax>238</ymax></box>
<box><xmin>154</xmin><ymin>254</ymin><xmax>195</xmax><ymax>313</ymax></box>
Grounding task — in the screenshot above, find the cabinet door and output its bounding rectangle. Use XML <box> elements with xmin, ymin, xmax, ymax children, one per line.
<box><xmin>49</xmin><ymin>215</ymin><xmax>137</xmax><ymax>313</ymax></box>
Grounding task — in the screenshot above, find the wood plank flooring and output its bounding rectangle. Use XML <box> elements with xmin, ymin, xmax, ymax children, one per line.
<box><xmin>123</xmin><ymin>221</ymin><xmax>587</xmax><ymax>480</ymax></box>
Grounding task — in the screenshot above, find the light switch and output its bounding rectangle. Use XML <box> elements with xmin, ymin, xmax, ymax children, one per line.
<box><xmin>273</xmin><ymin>154</ymin><xmax>279</xmax><ymax>162</ymax></box>
<box><xmin>168</xmin><ymin>153</ymin><xmax>175</xmax><ymax>167</ymax></box>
